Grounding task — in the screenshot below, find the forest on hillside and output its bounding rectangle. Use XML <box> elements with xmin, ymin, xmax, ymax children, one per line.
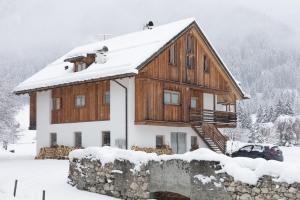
<box><xmin>0</xmin><ymin>0</ymin><xmax>299</xmax><ymax>144</ymax></box>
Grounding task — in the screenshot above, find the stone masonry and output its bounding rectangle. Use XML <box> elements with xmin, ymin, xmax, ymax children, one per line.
<box><xmin>68</xmin><ymin>157</ymin><xmax>300</xmax><ymax>200</ymax></box>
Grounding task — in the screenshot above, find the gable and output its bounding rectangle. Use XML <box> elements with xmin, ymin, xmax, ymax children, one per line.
<box><xmin>136</xmin><ymin>22</ymin><xmax>247</xmax><ymax>100</ymax></box>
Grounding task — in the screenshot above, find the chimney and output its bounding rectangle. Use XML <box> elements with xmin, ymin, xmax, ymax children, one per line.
<box><xmin>95</xmin><ymin>46</ymin><xmax>109</xmax><ymax>64</ymax></box>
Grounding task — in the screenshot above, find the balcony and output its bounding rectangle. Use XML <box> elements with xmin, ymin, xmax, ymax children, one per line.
<box><xmin>190</xmin><ymin>109</ymin><xmax>237</xmax><ymax>127</ymax></box>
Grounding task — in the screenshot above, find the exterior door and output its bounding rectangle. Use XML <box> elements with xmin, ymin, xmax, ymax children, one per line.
<box><xmin>171</xmin><ymin>132</ymin><xmax>187</xmax><ymax>154</ymax></box>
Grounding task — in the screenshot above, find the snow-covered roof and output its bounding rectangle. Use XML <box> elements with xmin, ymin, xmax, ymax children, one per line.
<box><xmin>14</xmin><ymin>18</ymin><xmax>247</xmax><ymax>98</ymax></box>
<box><xmin>14</xmin><ymin>18</ymin><xmax>194</xmax><ymax>93</ymax></box>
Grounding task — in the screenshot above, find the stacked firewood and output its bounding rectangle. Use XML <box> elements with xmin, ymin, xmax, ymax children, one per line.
<box><xmin>131</xmin><ymin>145</ymin><xmax>173</xmax><ymax>155</ymax></box>
<box><xmin>36</xmin><ymin>145</ymin><xmax>79</xmax><ymax>160</ymax></box>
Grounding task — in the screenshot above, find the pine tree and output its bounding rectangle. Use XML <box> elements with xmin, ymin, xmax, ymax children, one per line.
<box><xmin>249</xmin><ymin>122</ymin><xmax>259</xmax><ymax>143</ymax></box>
<box><xmin>284</xmin><ymin>100</ymin><xmax>294</xmax><ymax>116</ymax></box>
<box><xmin>256</xmin><ymin>106</ymin><xmax>264</xmax><ymax>123</ymax></box>
<box><xmin>273</xmin><ymin>100</ymin><xmax>284</xmax><ymax>122</ymax></box>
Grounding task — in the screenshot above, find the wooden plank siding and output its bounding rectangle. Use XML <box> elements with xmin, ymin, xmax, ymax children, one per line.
<box><xmin>29</xmin><ymin>92</ymin><xmax>37</xmax><ymax>130</ymax></box>
<box><xmin>135</xmin><ymin>25</ymin><xmax>236</xmax><ymax>125</ymax></box>
<box><xmin>51</xmin><ymin>80</ymin><xmax>110</xmax><ymax>124</ymax></box>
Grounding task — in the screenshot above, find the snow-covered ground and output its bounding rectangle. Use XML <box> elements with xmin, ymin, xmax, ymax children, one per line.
<box><xmin>0</xmin><ymin>106</ymin><xmax>118</xmax><ymax>200</ymax></box>
<box><xmin>1</xmin><ymin>106</ymin><xmax>300</xmax><ymax>199</ymax></box>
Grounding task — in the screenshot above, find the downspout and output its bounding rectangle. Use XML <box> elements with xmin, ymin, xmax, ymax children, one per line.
<box><xmin>112</xmin><ymin>80</ymin><xmax>128</xmax><ymax>150</ymax></box>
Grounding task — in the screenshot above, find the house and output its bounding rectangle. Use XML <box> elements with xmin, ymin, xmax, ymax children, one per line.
<box><xmin>14</xmin><ymin>18</ymin><xmax>248</xmax><ymax>154</ymax></box>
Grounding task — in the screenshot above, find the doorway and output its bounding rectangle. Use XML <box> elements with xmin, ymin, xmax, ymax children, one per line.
<box><xmin>171</xmin><ymin>132</ymin><xmax>187</xmax><ymax>154</ymax></box>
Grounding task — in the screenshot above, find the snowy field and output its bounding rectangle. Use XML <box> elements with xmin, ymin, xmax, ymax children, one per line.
<box><xmin>0</xmin><ymin>106</ymin><xmax>117</xmax><ymax>200</ymax></box>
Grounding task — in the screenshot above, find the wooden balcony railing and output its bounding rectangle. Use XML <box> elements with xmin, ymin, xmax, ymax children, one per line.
<box><xmin>189</xmin><ymin>109</ymin><xmax>237</xmax><ymax>125</ymax></box>
<box><xmin>202</xmin><ymin>123</ymin><xmax>228</xmax><ymax>153</ymax></box>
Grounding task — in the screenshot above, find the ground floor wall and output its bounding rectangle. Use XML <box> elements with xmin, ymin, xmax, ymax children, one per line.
<box><xmin>35</xmin><ymin>77</ymin><xmax>208</xmax><ymax>154</ymax></box>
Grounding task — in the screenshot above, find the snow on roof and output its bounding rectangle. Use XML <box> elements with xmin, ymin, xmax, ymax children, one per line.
<box><xmin>69</xmin><ymin>146</ymin><xmax>300</xmax><ymax>185</ymax></box>
<box><xmin>14</xmin><ymin>17</ymin><xmax>247</xmax><ymax>98</ymax></box>
<box><xmin>14</xmin><ymin>18</ymin><xmax>195</xmax><ymax>93</ymax></box>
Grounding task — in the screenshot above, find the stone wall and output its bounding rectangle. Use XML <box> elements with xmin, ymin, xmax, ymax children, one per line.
<box><xmin>68</xmin><ymin>157</ymin><xmax>300</xmax><ymax>200</ymax></box>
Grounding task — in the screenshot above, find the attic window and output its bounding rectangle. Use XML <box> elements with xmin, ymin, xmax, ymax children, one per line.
<box><xmin>168</xmin><ymin>44</ymin><xmax>176</xmax><ymax>65</ymax></box>
<box><xmin>186</xmin><ymin>34</ymin><xmax>195</xmax><ymax>69</ymax></box>
<box><xmin>76</xmin><ymin>62</ymin><xmax>87</xmax><ymax>72</ymax></box>
<box><xmin>203</xmin><ymin>55</ymin><xmax>210</xmax><ymax>73</ymax></box>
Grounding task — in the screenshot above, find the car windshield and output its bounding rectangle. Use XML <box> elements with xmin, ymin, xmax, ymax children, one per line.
<box><xmin>240</xmin><ymin>145</ymin><xmax>253</xmax><ymax>152</ymax></box>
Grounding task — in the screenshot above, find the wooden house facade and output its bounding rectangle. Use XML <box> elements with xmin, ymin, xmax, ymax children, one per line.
<box><xmin>15</xmin><ymin>18</ymin><xmax>247</xmax><ymax>154</ymax></box>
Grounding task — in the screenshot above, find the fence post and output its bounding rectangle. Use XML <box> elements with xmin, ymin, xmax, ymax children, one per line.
<box><xmin>13</xmin><ymin>179</ymin><xmax>18</xmax><ymax>197</ymax></box>
<box><xmin>42</xmin><ymin>190</ymin><xmax>45</xmax><ymax>200</ymax></box>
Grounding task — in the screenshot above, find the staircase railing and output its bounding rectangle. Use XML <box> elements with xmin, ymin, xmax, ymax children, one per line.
<box><xmin>202</xmin><ymin>123</ymin><xmax>227</xmax><ymax>153</ymax></box>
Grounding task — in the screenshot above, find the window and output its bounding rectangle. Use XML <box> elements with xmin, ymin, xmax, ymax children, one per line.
<box><xmin>186</xmin><ymin>34</ymin><xmax>195</xmax><ymax>69</ymax></box>
<box><xmin>77</xmin><ymin>62</ymin><xmax>87</xmax><ymax>72</ymax></box>
<box><xmin>102</xmin><ymin>131</ymin><xmax>110</xmax><ymax>146</ymax></box>
<box><xmin>104</xmin><ymin>91</ymin><xmax>110</xmax><ymax>104</ymax></box>
<box><xmin>191</xmin><ymin>136</ymin><xmax>198</xmax><ymax>150</ymax></box>
<box><xmin>156</xmin><ymin>135</ymin><xmax>164</xmax><ymax>148</ymax></box>
<box><xmin>75</xmin><ymin>95</ymin><xmax>85</xmax><ymax>108</ymax></box>
<box><xmin>74</xmin><ymin>132</ymin><xmax>82</xmax><ymax>147</ymax></box>
<box><xmin>168</xmin><ymin>44</ymin><xmax>176</xmax><ymax>65</ymax></box>
<box><xmin>186</xmin><ymin>34</ymin><xmax>194</xmax><ymax>54</ymax></box>
<box><xmin>240</xmin><ymin>145</ymin><xmax>253</xmax><ymax>152</ymax></box>
<box><xmin>252</xmin><ymin>145</ymin><xmax>264</xmax><ymax>152</ymax></box>
<box><xmin>203</xmin><ymin>55</ymin><xmax>210</xmax><ymax>73</ymax></box>
<box><xmin>191</xmin><ymin>97</ymin><xmax>197</xmax><ymax>109</ymax></box>
<box><xmin>52</xmin><ymin>97</ymin><xmax>61</xmax><ymax>110</ymax></box>
<box><xmin>50</xmin><ymin>133</ymin><xmax>57</xmax><ymax>147</ymax></box>
<box><xmin>164</xmin><ymin>90</ymin><xmax>180</xmax><ymax>105</ymax></box>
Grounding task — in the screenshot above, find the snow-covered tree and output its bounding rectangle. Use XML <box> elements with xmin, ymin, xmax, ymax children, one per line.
<box><xmin>274</xmin><ymin>115</ymin><xmax>297</xmax><ymax>146</ymax></box>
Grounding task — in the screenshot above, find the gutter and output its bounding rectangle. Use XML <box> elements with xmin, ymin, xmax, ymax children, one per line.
<box><xmin>112</xmin><ymin>80</ymin><xmax>128</xmax><ymax>150</ymax></box>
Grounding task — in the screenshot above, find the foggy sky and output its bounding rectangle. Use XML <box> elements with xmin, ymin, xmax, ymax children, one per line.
<box><xmin>0</xmin><ymin>0</ymin><xmax>299</xmax><ymax>64</ymax></box>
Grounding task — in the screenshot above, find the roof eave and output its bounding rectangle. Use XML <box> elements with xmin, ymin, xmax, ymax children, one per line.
<box><xmin>14</xmin><ymin>72</ymin><xmax>137</xmax><ymax>95</ymax></box>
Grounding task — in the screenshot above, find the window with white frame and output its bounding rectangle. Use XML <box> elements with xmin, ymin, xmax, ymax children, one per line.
<box><xmin>164</xmin><ymin>90</ymin><xmax>180</xmax><ymax>105</ymax></box>
<box><xmin>77</xmin><ymin>62</ymin><xmax>87</xmax><ymax>72</ymax></box>
<box><xmin>75</xmin><ymin>95</ymin><xmax>85</xmax><ymax>108</ymax></box>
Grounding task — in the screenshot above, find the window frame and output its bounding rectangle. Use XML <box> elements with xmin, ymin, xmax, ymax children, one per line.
<box><xmin>186</xmin><ymin>34</ymin><xmax>195</xmax><ymax>69</ymax></box>
<box><xmin>191</xmin><ymin>97</ymin><xmax>197</xmax><ymax>109</ymax></box>
<box><xmin>191</xmin><ymin>136</ymin><xmax>198</xmax><ymax>148</ymax></box>
<box><xmin>203</xmin><ymin>55</ymin><xmax>210</xmax><ymax>73</ymax></box>
<box><xmin>104</xmin><ymin>91</ymin><xmax>110</xmax><ymax>104</ymax></box>
<box><xmin>77</xmin><ymin>62</ymin><xmax>87</xmax><ymax>72</ymax></box>
<box><xmin>102</xmin><ymin>131</ymin><xmax>111</xmax><ymax>146</ymax></box>
<box><xmin>168</xmin><ymin>43</ymin><xmax>176</xmax><ymax>66</ymax></box>
<box><xmin>52</xmin><ymin>97</ymin><xmax>61</xmax><ymax>110</ymax></box>
<box><xmin>156</xmin><ymin>135</ymin><xmax>164</xmax><ymax>148</ymax></box>
<box><xmin>164</xmin><ymin>90</ymin><xmax>180</xmax><ymax>105</ymax></box>
<box><xmin>74</xmin><ymin>132</ymin><xmax>82</xmax><ymax>147</ymax></box>
<box><xmin>75</xmin><ymin>95</ymin><xmax>86</xmax><ymax>108</ymax></box>
<box><xmin>50</xmin><ymin>133</ymin><xmax>57</xmax><ymax>147</ymax></box>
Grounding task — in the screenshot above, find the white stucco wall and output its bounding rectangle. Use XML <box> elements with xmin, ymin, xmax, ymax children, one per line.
<box><xmin>35</xmin><ymin>77</ymin><xmax>208</xmax><ymax>154</ymax></box>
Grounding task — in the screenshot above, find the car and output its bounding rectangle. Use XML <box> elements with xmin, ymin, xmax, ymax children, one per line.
<box><xmin>230</xmin><ymin>144</ymin><xmax>283</xmax><ymax>161</ymax></box>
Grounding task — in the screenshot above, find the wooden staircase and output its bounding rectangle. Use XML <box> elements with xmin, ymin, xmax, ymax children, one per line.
<box><xmin>192</xmin><ymin>123</ymin><xmax>227</xmax><ymax>154</ymax></box>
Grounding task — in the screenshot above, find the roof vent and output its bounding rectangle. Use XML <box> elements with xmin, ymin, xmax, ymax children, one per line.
<box><xmin>143</xmin><ymin>21</ymin><xmax>154</xmax><ymax>30</ymax></box>
<box><xmin>95</xmin><ymin>46</ymin><xmax>109</xmax><ymax>64</ymax></box>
